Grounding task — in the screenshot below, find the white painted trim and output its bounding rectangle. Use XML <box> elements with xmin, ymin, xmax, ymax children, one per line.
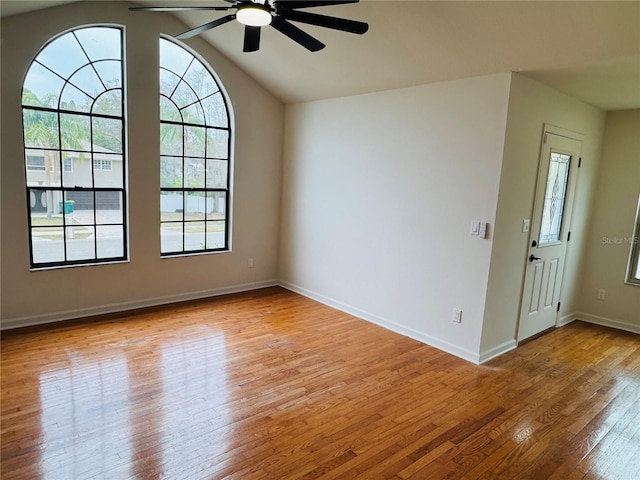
<box><xmin>558</xmin><ymin>312</ymin><xmax>578</xmax><ymax>327</ymax></box>
<box><xmin>279</xmin><ymin>281</ymin><xmax>480</xmax><ymax>364</ymax></box>
<box><xmin>575</xmin><ymin>312</ymin><xmax>640</xmax><ymax>334</ymax></box>
<box><xmin>478</xmin><ymin>340</ymin><xmax>517</xmax><ymax>364</ymax></box>
<box><xmin>543</xmin><ymin>123</ymin><xmax>586</xmax><ymax>143</ymax></box>
<box><xmin>0</xmin><ymin>280</ymin><xmax>278</xmax><ymax>331</ymax></box>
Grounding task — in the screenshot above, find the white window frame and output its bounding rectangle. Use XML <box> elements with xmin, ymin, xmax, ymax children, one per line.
<box><xmin>626</xmin><ymin>195</ymin><xmax>640</xmax><ymax>285</ymax></box>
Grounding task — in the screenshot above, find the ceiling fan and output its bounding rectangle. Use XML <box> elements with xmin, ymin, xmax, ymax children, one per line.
<box><xmin>129</xmin><ymin>0</ymin><xmax>369</xmax><ymax>52</ymax></box>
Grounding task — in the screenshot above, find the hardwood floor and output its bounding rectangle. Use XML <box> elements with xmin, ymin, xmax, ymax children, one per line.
<box><xmin>2</xmin><ymin>287</ymin><xmax>639</xmax><ymax>479</ymax></box>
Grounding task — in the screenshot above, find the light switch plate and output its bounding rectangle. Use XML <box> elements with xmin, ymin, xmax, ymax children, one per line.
<box><xmin>479</xmin><ymin>222</ymin><xmax>487</xmax><ymax>239</ymax></box>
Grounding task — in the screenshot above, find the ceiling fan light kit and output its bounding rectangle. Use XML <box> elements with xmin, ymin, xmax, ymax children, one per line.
<box><xmin>236</xmin><ymin>3</ymin><xmax>272</xmax><ymax>27</ymax></box>
<box><xmin>130</xmin><ymin>0</ymin><xmax>368</xmax><ymax>52</ymax></box>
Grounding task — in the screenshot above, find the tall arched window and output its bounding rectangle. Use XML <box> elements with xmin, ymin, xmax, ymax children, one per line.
<box><xmin>159</xmin><ymin>38</ymin><xmax>232</xmax><ymax>256</ymax></box>
<box><xmin>22</xmin><ymin>26</ymin><xmax>126</xmax><ymax>268</ymax></box>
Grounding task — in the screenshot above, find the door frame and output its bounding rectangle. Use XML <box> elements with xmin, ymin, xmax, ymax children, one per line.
<box><xmin>515</xmin><ymin>123</ymin><xmax>585</xmax><ymax>344</ymax></box>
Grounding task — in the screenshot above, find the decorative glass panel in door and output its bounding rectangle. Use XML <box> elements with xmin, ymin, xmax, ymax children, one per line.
<box><xmin>539</xmin><ymin>152</ymin><xmax>571</xmax><ymax>245</ymax></box>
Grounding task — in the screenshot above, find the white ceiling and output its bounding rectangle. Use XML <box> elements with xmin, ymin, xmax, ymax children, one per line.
<box><xmin>2</xmin><ymin>1</ymin><xmax>639</xmax><ymax>109</ymax></box>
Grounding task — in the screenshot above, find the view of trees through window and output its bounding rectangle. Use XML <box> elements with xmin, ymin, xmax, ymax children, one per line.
<box><xmin>628</xmin><ymin>195</ymin><xmax>640</xmax><ymax>284</ymax></box>
<box><xmin>22</xmin><ymin>26</ymin><xmax>126</xmax><ymax>268</ymax></box>
<box><xmin>159</xmin><ymin>38</ymin><xmax>231</xmax><ymax>255</ymax></box>
<box><xmin>21</xmin><ymin>29</ymin><xmax>232</xmax><ymax>268</ymax></box>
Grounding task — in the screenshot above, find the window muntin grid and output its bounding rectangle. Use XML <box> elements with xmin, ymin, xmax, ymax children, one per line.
<box><xmin>22</xmin><ymin>26</ymin><xmax>127</xmax><ymax>268</ymax></box>
<box><xmin>159</xmin><ymin>38</ymin><xmax>231</xmax><ymax>256</ymax></box>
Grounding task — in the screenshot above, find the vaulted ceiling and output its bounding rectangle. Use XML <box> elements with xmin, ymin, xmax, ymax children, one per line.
<box><xmin>2</xmin><ymin>0</ymin><xmax>639</xmax><ymax>109</ymax></box>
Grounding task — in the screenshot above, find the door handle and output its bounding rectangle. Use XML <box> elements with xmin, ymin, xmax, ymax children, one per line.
<box><xmin>529</xmin><ymin>254</ymin><xmax>541</xmax><ymax>262</ymax></box>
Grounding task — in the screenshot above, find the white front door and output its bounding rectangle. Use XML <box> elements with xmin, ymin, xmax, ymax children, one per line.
<box><xmin>518</xmin><ymin>128</ymin><xmax>583</xmax><ymax>342</ymax></box>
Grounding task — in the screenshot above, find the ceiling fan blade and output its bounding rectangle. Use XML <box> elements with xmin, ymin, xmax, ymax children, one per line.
<box><xmin>176</xmin><ymin>14</ymin><xmax>236</xmax><ymax>39</ymax></box>
<box><xmin>243</xmin><ymin>26</ymin><xmax>261</xmax><ymax>52</ymax></box>
<box><xmin>276</xmin><ymin>0</ymin><xmax>358</xmax><ymax>10</ymax></box>
<box><xmin>281</xmin><ymin>10</ymin><xmax>368</xmax><ymax>34</ymax></box>
<box><xmin>270</xmin><ymin>17</ymin><xmax>325</xmax><ymax>52</ymax></box>
<box><xmin>129</xmin><ymin>6</ymin><xmax>233</xmax><ymax>12</ymax></box>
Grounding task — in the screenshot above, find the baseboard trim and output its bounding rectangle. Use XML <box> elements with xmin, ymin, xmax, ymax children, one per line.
<box><xmin>278</xmin><ymin>281</ymin><xmax>480</xmax><ymax>364</ymax></box>
<box><xmin>558</xmin><ymin>312</ymin><xmax>579</xmax><ymax>327</ymax></box>
<box><xmin>1</xmin><ymin>280</ymin><xmax>278</xmax><ymax>331</ymax></box>
<box><xmin>575</xmin><ymin>312</ymin><xmax>640</xmax><ymax>334</ymax></box>
<box><xmin>478</xmin><ymin>340</ymin><xmax>517</xmax><ymax>364</ymax></box>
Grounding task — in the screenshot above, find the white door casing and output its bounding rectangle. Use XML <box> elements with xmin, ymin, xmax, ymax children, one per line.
<box><xmin>517</xmin><ymin>126</ymin><xmax>583</xmax><ymax>342</ymax></box>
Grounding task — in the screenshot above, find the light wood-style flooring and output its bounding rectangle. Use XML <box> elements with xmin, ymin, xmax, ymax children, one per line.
<box><xmin>2</xmin><ymin>287</ymin><xmax>639</xmax><ymax>479</ymax></box>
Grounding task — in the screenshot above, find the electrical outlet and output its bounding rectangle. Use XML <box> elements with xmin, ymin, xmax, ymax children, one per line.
<box><xmin>452</xmin><ymin>308</ymin><xmax>462</xmax><ymax>323</ymax></box>
<box><xmin>248</xmin><ymin>258</ymin><xmax>254</xmax><ymax>268</ymax></box>
<box><xmin>597</xmin><ymin>288</ymin><xmax>606</xmax><ymax>301</ymax></box>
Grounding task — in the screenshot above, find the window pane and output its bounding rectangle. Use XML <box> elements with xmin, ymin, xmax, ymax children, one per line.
<box><xmin>201</xmin><ymin>93</ymin><xmax>228</xmax><ymax>128</ymax></box>
<box><xmin>96</xmin><ymin>225</ymin><xmax>124</xmax><ymax>258</ymax></box>
<box><xmin>96</xmin><ymin>192</ymin><xmax>123</xmax><ymax>223</ymax></box>
<box><xmin>23</xmin><ymin>109</ymin><xmax>59</xmax><ymax>149</ymax></box>
<box><xmin>60</xmin><ymin>113</ymin><xmax>91</xmax><ymax>150</ymax></box>
<box><xmin>185</xmin><ymin>126</ymin><xmax>206</xmax><ymax>157</ymax></box>
<box><xmin>182</xmin><ymin>103</ymin><xmax>205</xmax><ymax>125</ymax></box>
<box><xmin>35</xmin><ymin>32</ymin><xmax>88</xmax><ymax>78</ymax></box>
<box><xmin>539</xmin><ymin>153</ymin><xmax>570</xmax><ymax>245</ymax></box>
<box><xmin>161</xmin><ymin>192</ymin><xmax>183</xmax><ymax>221</ymax></box>
<box><xmin>160</xmin><ymin>69</ymin><xmax>181</xmax><ymax>98</ymax></box>
<box><xmin>23</xmin><ymin>62</ymin><xmax>64</xmax><ymax>107</ymax></box>
<box><xmin>66</xmin><ymin>226</ymin><xmax>96</xmax><ymax>261</ymax></box>
<box><xmin>160</xmin><ymin>96</ymin><xmax>182</xmax><ymax>122</ymax></box>
<box><xmin>161</xmin><ymin>222</ymin><xmax>183</xmax><ymax>254</ymax></box>
<box><xmin>60</xmin><ymin>83</ymin><xmax>93</xmax><ymax>112</ymax></box>
<box><xmin>171</xmin><ymin>80</ymin><xmax>198</xmax><ymax>109</ymax></box>
<box><xmin>207</xmin><ymin>129</ymin><xmax>229</xmax><ymax>159</ymax></box>
<box><xmin>67</xmin><ymin>191</ymin><xmax>93</xmax><ymax>225</ymax></box>
<box><xmin>93</xmin><ymin>154</ymin><xmax>123</xmax><ymax>188</ymax></box>
<box><xmin>92</xmin><ymin>117</ymin><xmax>122</xmax><ymax>153</ymax></box>
<box><xmin>161</xmin><ymin>157</ymin><xmax>183</xmax><ymax>188</ymax></box>
<box><xmin>207</xmin><ymin>192</ymin><xmax>226</xmax><ymax>220</ymax></box>
<box><xmin>185</xmin><ymin>192</ymin><xmax>206</xmax><ymax>221</ymax></box>
<box><xmin>93</xmin><ymin>90</ymin><xmax>122</xmax><ymax>117</ymax></box>
<box><xmin>206</xmin><ymin>160</ymin><xmax>228</xmax><ymax>189</ymax></box>
<box><xmin>184</xmin><ymin>60</ymin><xmax>218</xmax><ymax>98</ymax></box>
<box><xmin>26</xmin><ymin>150</ymin><xmax>61</xmax><ymax>187</ymax></box>
<box><xmin>94</xmin><ymin>60</ymin><xmax>122</xmax><ymax>89</ymax></box>
<box><xmin>62</xmin><ymin>151</ymin><xmax>91</xmax><ymax>187</ymax></box>
<box><xmin>74</xmin><ymin>27</ymin><xmax>121</xmax><ymax>62</ymax></box>
<box><xmin>206</xmin><ymin>221</ymin><xmax>226</xmax><ymax>249</ymax></box>
<box><xmin>184</xmin><ymin>159</ymin><xmax>205</xmax><ymax>188</ymax></box>
<box><xmin>30</xmin><ymin>190</ymin><xmax>63</xmax><ymax>225</ymax></box>
<box><xmin>184</xmin><ymin>221</ymin><xmax>205</xmax><ymax>251</ymax></box>
<box><xmin>160</xmin><ymin>40</ymin><xmax>192</xmax><ymax>77</ymax></box>
<box><xmin>161</xmin><ymin>123</ymin><xmax>183</xmax><ymax>156</ymax></box>
<box><xmin>32</xmin><ymin>227</ymin><xmax>65</xmax><ymax>263</ymax></box>
<box><xmin>68</xmin><ymin>64</ymin><xmax>104</xmax><ymax>100</ymax></box>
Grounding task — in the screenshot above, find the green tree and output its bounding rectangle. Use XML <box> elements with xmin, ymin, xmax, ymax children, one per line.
<box><xmin>22</xmin><ymin>89</ymin><xmax>88</xmax><ymax>218</ymax></box>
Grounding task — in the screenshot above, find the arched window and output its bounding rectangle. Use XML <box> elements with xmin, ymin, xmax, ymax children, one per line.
<box><xmin>159</xmin><ymin>37</ymin><xmax>232</xmax><ymax>255</ymax></box>
<box><xmin>22</xmin><ymin>26</ymin><xmax>126</xmax><ymax>268</ymax></box>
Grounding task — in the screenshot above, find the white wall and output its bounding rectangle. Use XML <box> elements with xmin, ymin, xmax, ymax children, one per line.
<box><xmin>280</xmin><ymin>74</ymin><xmax>512</xmax><ymax>362</ymax></box>
<box><xmin>480</xmin><ymin>73</ymin><xmax>606</xmax><ymax>359</ymax></box>
<box><xmin>577</xmin><ymin>109</ymin><xmax>640</xmax><ymax>332</ymax></box>
<box><xmin>1</xmin><ymin>1</ymin><xmax>284</xmax><ymax>327</ymax></box>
